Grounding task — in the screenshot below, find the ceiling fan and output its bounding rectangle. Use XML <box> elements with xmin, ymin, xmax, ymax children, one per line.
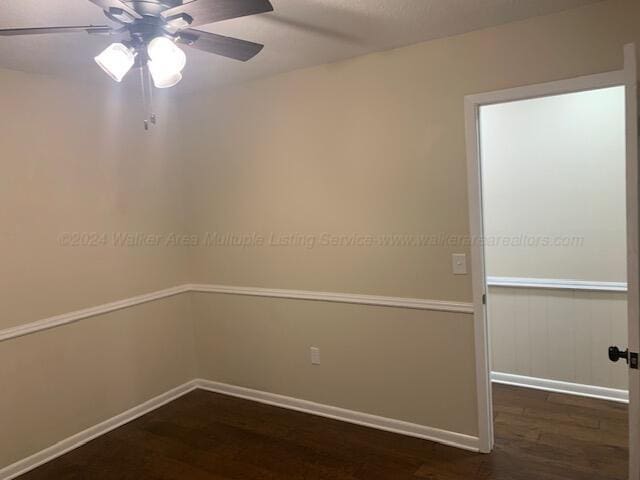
<box><xmin>0</xmin><ymin>0</ymin><xmax>273</xmax><ymax>88</ymax></box>
<box><xmin>1</xmin><ymin>1</ymin><xmax>273</xmax><ymax>127</ymax></box>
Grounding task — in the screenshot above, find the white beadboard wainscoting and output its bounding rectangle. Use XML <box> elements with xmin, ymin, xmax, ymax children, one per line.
<box><xmin>487</xmin><ymin>277</ymin><xmax>629</xmax><ymax>400</ymax></box>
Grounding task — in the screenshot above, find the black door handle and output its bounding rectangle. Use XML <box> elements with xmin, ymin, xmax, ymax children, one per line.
<box><xmin>609</xmin><ymin>346</ymin><xmax>629</xmax><ymax>364</ymax></box>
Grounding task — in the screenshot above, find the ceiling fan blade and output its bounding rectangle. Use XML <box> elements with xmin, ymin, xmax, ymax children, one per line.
<box><xmin>179</xmin><ymin>29</ymin><xmax>264</xmax><ymax>61</ymax></box>
<box><xmin>162</xmin><ymin>0</ymin><xmax>273</xmax><ymax>28</ymax></box>
<box><xmin>87</xmin><ymin>0</ymin><xmax>142</xmax><ymax>19</ymax></box>
<box><xmin>0</xmin><ymin>25</ymin><xmax>113</xmax><ymax>36</ymax></box>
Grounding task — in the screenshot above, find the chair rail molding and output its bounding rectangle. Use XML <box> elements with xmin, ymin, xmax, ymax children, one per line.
<box><xmin>487</xmin><ymin>276</ymin><xmax>627</xmax><ymax>292</ymax></box>
<box><xmin>0</xmin><ymin>284</ymin><xmax>474</xmax><ymax>343</ymax></box>
<box><xmin>187</xmin><ymin>284</ymin><xmax>474</xmax><ymax>313</ymax></box>
<box><xmin>0</xmin><ymin>285</ymin><xmax>191</xmax><ymax>343</ymax></box>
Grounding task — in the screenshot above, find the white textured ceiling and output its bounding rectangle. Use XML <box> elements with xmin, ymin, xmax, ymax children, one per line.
<box><xmin>0</xmin><ymin>0</ymin><xmax>601</xmax><ymax>94</ymax></box>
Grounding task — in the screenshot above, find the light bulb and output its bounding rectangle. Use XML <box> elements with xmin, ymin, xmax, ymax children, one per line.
<box><xmin>147</xmin><ymin>37</ymin><xmax>186</xmax><ymax>89</ymax></box>
<box><xmin>147</xmin><ymin>36</ymin><xmax>186</xmax><ymax>73</ymax></box>
<box><xmin>148</xmin><ymin>60</ymin><xmax>183</xmax><ymax>88</ymax></box>
<box><xmin>94</xmin><ymin>43</ymin><xmax>135</xmax><ymax>82</ymax></box>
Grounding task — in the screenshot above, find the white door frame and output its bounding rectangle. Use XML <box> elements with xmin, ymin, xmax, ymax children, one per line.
<box><xmin>464</xmin><ymin>45</ymin><xmax>635</xmax><ymax>460</ymax></box>
<box><xmin>624</xmin><ymin>44</ymin><xmax>640</xmax><ymax>480</ymax></box>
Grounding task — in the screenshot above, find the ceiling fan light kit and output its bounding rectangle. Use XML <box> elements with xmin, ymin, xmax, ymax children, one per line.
<box><xmin>94</xmin><ymin>42</ymin><xmax>136</xmax><ymax>82</ymax></box>
<box><xmin>1</xmin><ymin>0</ymin><xmax>274</xmax><ymax>127</ymax></box>
<box><xmin>148</xmin><ymin>59</ymin><xmax>183</xmax><ymax>88</ymax></box>
<box><xmin>146</xmin><ymin>35</ymin><xmax>186</xmax><ymax>87</ymax></box>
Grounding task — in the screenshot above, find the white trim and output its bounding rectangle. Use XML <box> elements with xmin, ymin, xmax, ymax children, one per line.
<box><xmin>465</xmin><ymin>92</ymin><xmax>494</xmax><ymax>453</ymax></box>
<box><xmin>0</xmin><ymin>380</ymin><xmax>199</xmax><ymax>480</ymax></box>
<box><xmin>491</xmin><ymin>372</ymin><xmax>629</xmax><ymax>404</ymax></box>
<box><xmin>623</xmin><ymin>42</ymin><xmax>640</xmax><ymax>480</ymax></box>
<box><xmin>0</xmin><ymin>379</ymin><xmax>479</xmax><ymax>479</ymax></box>
<box><xmin>9</xmin><ymin>374</ymin><xmax>629</xmax><ymax>480</ymax></box>
<box><xmin>0</xmin><ymin>284</ymin><xmax>473</xmax><ymax>344</ymax></box>
<box><xmin>465</xmin><ymin>70</ymin><xmax>626</xmax><ymax>106</ymax></box>
<box><xmin>0</xmin><ymin>285</ymin><xmax>190</xmax><ymax>343</ymax></box>
<box><xmin>187</xmin><ymin>284</ymin><xmax>474</xmax><ymax>314</ymax></box>
<box><xmin>196</xmin><ymin>379</ymin><xmax>480</xmax><ymax>452</ymax></box>
<box><xmin>487</xmin><ymin>276</ymin><xmax>628</xmax><ymax>292</ymax></box>
<box><xmin>464</xmin><ymin>68</ymin><xmax>627</xmax><ymax>456</ymax></box>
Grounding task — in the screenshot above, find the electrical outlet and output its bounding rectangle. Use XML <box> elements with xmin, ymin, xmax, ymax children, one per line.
<box><xmin>310</xmin><ymin>347</ymin><xmax>321</xmax><ymax>365</ymax></box>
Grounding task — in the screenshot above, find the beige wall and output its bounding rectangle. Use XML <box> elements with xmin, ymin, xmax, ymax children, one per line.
<box><xmin>193</xmin><ymin>293</ymin><xmax>476</xmax><ymax>434</ymax></box>
<box><xmin>0</xmin><ymin>68</ymin><xmax>189</xmax><ymax>330</ymax></box>
<box><xmin>182</xmin><ymin>0</ymin><xmax>639</xmax><ymax>295</ymax></box>
<box><xmin>0</xmin><ymin>295</ymin><xmax>196</xmax><ymax>468</ymax></box>
<box><xmin>182</xmin><ymin>0</ymin><xmax>640</xmax><ymax>439</ymax></box>
<box><xmin>3</xmin><ymin>0</ymin><xmax>640</xmax><ymax>470</ymax></box>
<box><xmin>0</xmin><ymin>69</ymin><xmax>196</xmax><ymax>468</ymax></box>
<box><xmin>481</xmin><ymin>87</ymin><xmax>626</xmax><ymax>282</ymax></box>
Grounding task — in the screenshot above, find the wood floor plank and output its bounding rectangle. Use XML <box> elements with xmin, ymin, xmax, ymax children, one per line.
<box><xmin>521</xmin><ymin>407</ymin><xmax>600</xmax><ymax>429</ymax></box>
<box><xmin>16</xmin><ymin>384</ymin><xmax>628</xmax><ymax>480</ymax></box>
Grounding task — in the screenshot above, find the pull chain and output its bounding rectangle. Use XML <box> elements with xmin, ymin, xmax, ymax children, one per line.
<box><xmin>139</xmin><ymin>64</ymin><xmax>157</xmax><ymax>130</ymax></box>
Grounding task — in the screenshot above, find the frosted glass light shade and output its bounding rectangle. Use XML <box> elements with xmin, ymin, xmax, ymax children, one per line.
<box><xmin>94</xmin><ymin>43</ymin><xmax>135</xmax><ymax>82</ymax></box>
<box><xmin>148</xmin><ymin>59</ymin><xmax>183</xmax><ymax>88</ymax></box>
<box><xmin>147</xmin><ymin>36</ymin><xmax>186</xmax><ymax>72</ymax></box>
<box><xmin>147</xmin><ymin>37</ymin><xmax>186</xmax><ymax>89</ymax></box>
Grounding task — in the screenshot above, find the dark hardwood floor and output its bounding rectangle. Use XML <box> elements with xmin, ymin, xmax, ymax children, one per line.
<box><xmin>17</xmin><ymin>384</ymin><xmax>628</xmax><ymax>479</ymax></box>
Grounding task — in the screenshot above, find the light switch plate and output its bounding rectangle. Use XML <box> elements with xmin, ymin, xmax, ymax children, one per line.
<box><xmin>452</xmin><ymin>253</ymin><xmax>467</xmax><ymax>275</ymax></box>
<box><xmin>310</xmin><ymin>347</ymin><xmax>321</xmax><ymax>365</ymax></box>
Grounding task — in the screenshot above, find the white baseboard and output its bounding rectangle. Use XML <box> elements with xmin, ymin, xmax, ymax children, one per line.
<box><xmin>196</xmin><ymin>379</ymin><xmax>480</xmax><ymax>452</ymax></box>
<box><xmin>0</xmin><ymin>380</ymin><xmax>199</xmax><ymax>480</ymax></box>
<box><xmin>0</xmin><ymin>379</ymin><xmax>479</xmax><ymax>479</ymax></box>
<box><xmin>491</xmin><ymin>372</ymin><xmax>629</xmax><ymax>403</ymax></box>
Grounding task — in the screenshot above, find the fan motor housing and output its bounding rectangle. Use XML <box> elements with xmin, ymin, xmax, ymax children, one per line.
<box><xmin>121</xmin><ymin>0</ymin><xmax>182</xmax><ymax>17</ymax></box>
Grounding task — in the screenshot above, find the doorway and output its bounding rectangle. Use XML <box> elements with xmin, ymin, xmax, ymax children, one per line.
<box><xmin>482</xmin><ymin>85</ymin><xmax>628</xmax><ymax>401</ymax></box>
<box><xmin>465</xmin><ymin>45</ymin><xmax>638</xmax><ymax>479</ymax></box>
<box><xmin>484</xmin><ymin>84</ymin><xmax>627</xmax><ymax>477</ymax></box>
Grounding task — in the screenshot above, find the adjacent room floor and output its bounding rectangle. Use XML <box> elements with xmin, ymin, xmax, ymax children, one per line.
<box><xmin>18</xmin><ymin>384</ymin><xmax>627</xmax><ymax>480</ymax></box>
